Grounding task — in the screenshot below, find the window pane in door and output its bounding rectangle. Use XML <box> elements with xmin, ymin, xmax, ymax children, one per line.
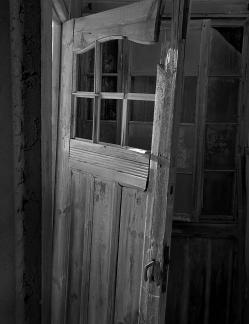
<box><xmin>131</xmin><ymin>76</ymin><xmax>156</xmax><ymax>94</ymax></box>
<box><xmin>75</xmin><ymin>98</ymin><xmax>93</xmax><ymax>140</ymax></box>
<box><xmin>184</xmin><ymin>28</ymin><xmax>201</xmax><ymax>76</ymax></box>
<box><xmin>209</xmin><ymin>27</ymin><xmax>243</xmax><ymax>76</ymax></box>
<box><xmin>127</xmin><ymin>100</ymin><xmax>154</xmax><ymax>150</ymax></box>
<box><xmin>102</xmin><ymin>40</ymin><xmax>118</xmax><ymax>73</ymax></box>
<box><xmin>130</xmin><ymin>41</ymin><xmax>160</xmax><ymax>76</ymax></box>
<box><xmin>176</xmin><ymin>125</ymin><xmax>195</xmax><ymax>169</ymax></box>
<box><xmin>181</xmin><ymin>76</ymin><xmax>197</xmax><ymax>123</ymax></box>
<box><xmin>77</xmin><ymin>49</ymin><xmax>95</xmax><ymax>91</ymax></box>
<box><xmin>202</xmin><ymin>172</ymin><xmax>234</xmax><ymax>215</ymax></box>
<box><xmin>129</xmin><ymin>39</ymin><xmax>160</xmax><ymax>94</ymax></box>
<box><xmin>102</xmin><ymin>76</ymin><xmax>118</xmax><ymax>92</ymax></box>
<box><xmin>205</xmin><ymin>125</ymin><xmax>236</xmax><ymax>170</ymax></box>
<box><xmin>99</xmin><ymin>99</ymin><xmax>121</xmax><ymax>145</ymax></box>
<box><xmin>174</xmin><ymin>173</ymin><xmax>193</xmax><ymax>213</ymax></box>
<box><xmin>207</xmin><ymin>77</ymin><xmax>239</xmax><ymax>122</ymax></box>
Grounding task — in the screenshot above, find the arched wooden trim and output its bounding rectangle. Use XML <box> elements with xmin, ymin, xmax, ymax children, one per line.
<box><xmin>73</xmin><ymin>0</ymin><xmax>163</xmax><ymax>52</ymax></box>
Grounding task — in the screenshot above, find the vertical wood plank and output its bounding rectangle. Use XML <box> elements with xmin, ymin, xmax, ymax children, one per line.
<box><xmin>66</xmin><ymin>171</ymin><xmax>94</xmax><ymax>324</ymax></box>
<box><xmin>115</xmin><ymin>188</ymin><xmax>147</xmax><ymax>324</ymax></box>
<box><xmin>139</xmin><ymin>1</ymin><xmax>192</xmax><ymax>323</ymax></box>
<box><xmin>88</xmin><ymin>179</ymin><xmax>121</xmax><ymax>324</ymax></box>
<box><xmin>52</xmin><ymin>19</ymin><xmax>74</xmax><ymax>324</ymax></box>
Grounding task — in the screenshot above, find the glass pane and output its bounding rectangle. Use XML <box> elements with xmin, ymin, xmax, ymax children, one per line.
<box><xmin>176</xmin><ymin>125</ymin><xmax>195</xmax><ymax>169</ymax></box>
<box><xmin>174</xmin><ymin>173</ymin><xmax>193</xmax><ymax>213</ymax></box>
<box><xmin>184</xmin><ymin>28</ymin><xmax>201</xmax><ymax>76</ymax></box>
<box><xmin>99</xmin><ymin>99</ymin><xmax>121</xmax><ymax>145</ymax></box>
<box><xmin>129</xmin><ymin>100</ymin><xmax>154</xmax><ymax>122</ymax></box>
<box><xmin>77</xmin><ymin>49</ymin><xmax>95</xmax><ymax>91</ymax></box>
<box><xmin>181</xmin><ymin>76</ymin><xmax>197</xmax><ymax>123</ymax></box>
<box><xmin>102</xmin><ymin>40</ymin><xmax>118</xmax><ymax>73</ymax></box>
<box><xmin>129</xmin><ymin>39</ymin><xmax>161</xmax><ymax>94</ymax></box>
<box><xmin>205</xmin><ymin>125</ymin><xmax>236</xmax><ymax>170</ymax></box>
<box><xmin>209</xmin><ymin>27</ymin><xmax>243</xmax><ymax>76</ymax></box>
<box><xmin>207</xmin><ymin>77</ymin><xmax>239</xmax><ymax>122</ymax></box>
<box><xmin>202</xmin><ymin>172</ymin><xmax>234</xmax><ymax>215</ymax></box>
<box><xmin>75</xmin><ymin>98</ymin><xmax>93</xmax><ymax>140</ymax></box>
<box><xmin>101</xmin><ymin>76</ymin><xmax>117</xmax><ymax>92</ymax></box>
<box><xmin>131</xmin><ymin>76</ymin><xmax>156</xmax><ymax>94</ymax></box>
<box><xmin>127</xmin><ymin>100</ymin><xmax>154</xmax><ymax>150</ymax></box>
<box><xmin>130</xmin><ymin>41</ymin><xmax>161</xmax><ymax>76</ymax></box>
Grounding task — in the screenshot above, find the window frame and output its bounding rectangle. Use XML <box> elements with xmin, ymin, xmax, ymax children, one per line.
<box><xmin>71</xmin><ymin>36</ymin><xmax>157</xmax><ymax>150</ymax></box>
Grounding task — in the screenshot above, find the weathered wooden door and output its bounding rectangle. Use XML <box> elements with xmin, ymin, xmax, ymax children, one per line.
<box><xmin>51</xmin><ymin>1</ymin><xmax>190</xmax><ymax>323</ymax></box>
<box><xmin>165</xmin><ymin>17</ymin><xmax>249</xmax><ymax>324</ymax></box>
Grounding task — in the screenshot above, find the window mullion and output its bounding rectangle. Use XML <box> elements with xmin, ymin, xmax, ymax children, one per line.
<box><xmin>121</xmin><ymin>38</ymin><xmax>130</xmax><ymax>146</ymax></box>
<box><xmin>93</xmin><ymin>40</ymin><xmax>102</xmax><ymax>143</ymax></box>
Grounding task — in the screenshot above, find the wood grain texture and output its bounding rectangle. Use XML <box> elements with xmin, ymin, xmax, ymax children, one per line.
<box><xmin>42</xmin><ymin>0</ymin><xmax>53</xmax><ymax>323</ymax></box>
<box><xmin>74</xmin><ymin>0</ymin><xmax>162</xmax><ymax>51</ymax></box>
<box><xmin>69</xmin><ymin>139</ymin><xmax>150</xmax><ymax>189</ymax></box>
<box><xmin>166</xmin><ymin>235</ymin><xmax>240</xmax><ymax>324</ymax></box>
<box><xmin>52</xmin><ymin>19</ymin><xmax>74</xmax><ymax>324</ymax></box>
<box><xmin>66</xmin><ymin>171</ymin><xmax>94</xmax><ymax>324</ymax></box>
<box><xmin>138</xmin><ymin>1</ymin><xmax>192</xmax><ymax>323</ymax></box>
<box><xmin>88</xmin><ymin>179</ymin><xmax>121</xmax><ymax>324</ymax></box>
<box><xmin>115</xmin><ymin>188</ymin><xmax>147</xmax><ymax>324</ymax></box>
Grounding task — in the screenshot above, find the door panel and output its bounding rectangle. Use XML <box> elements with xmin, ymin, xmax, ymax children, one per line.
<box><xmin>67</xmin><ymin>171</ymin><xmax>94</xmax><ymax>324</ymax></box>
<box><xmin>166</xmin><ymin>235</ymin><xmax>239</xmax><ymax>324</ymax></box>
<box><xmin>88</xmin><ymin>179</ymin><xmax>121</xmax><ymax>324</ymax></box>
<box><xmin>115</xmin><ymin>188</ymin><xmax>147</xmax><ymax>324</ymax></box>
<box><xmin>166</xmin><ymin>18</ymin><xmax>246</xmax><ymax>324</ymax></box>
<box><xmin>52</xmin><ymin>1</ymin><xmax>191</xmax><ymax>323</ymax></box>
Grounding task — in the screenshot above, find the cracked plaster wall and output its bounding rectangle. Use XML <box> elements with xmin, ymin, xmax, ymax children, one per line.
<box><xmin>0</xmin><ymin>0</ymin><xmax>42</xmax><ymax>323</ymax></box>
<box><xmin>0</xmin><ymin>0</ymin><xmax>15</xmax><ymax>323</ymax></box>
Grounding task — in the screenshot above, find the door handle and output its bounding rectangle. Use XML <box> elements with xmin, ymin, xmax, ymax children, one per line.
<box><xmin>144</xmin><ymin>259</ymin><xmax>162</xmax><ymax>286</ymax></box>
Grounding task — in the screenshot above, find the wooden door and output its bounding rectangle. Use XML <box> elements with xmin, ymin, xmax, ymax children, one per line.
<box><xmin>165</xmin><ymin>18</ymin><xmax>248</xmax><ymax>324</ymax></box>
<box><xmin>51</xmin><ymin>1</ymin><xmax>191</xmax><ymax>323</ymax></box>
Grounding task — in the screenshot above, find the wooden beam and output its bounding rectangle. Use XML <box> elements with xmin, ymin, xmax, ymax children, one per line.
<box><xmin>51</xmin><ymin>19</ymin><xmax>74</xmax><ymax>324</ymax></box>
<box><xmin>82</xmin><ymin>0</ymin><xmax>249</xmax><ymax>18</ymax></box>
<box><xmin>138</xmin><ymin>0</ymin><xmax>192</xmax><ymax>323</ymax></box>
<box><xmin>41</xmin><ymin>0</ymin><xmax>53</xmax><ymax>323</ymax></box>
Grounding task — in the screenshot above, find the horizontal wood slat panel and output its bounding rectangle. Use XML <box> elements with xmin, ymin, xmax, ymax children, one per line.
<box><xmin>69</xmin><ymin>139</ymin><xmax>150</xmax><ymax>189</ymax></box>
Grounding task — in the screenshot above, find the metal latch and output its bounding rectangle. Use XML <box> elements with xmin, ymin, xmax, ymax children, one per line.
<box><xmin>144</xmin><ymin>259</ymin><xmax>162</xmax><ymax>286</ymax></box>
<box><xmin>143</xmin><ymin>245</ymin><xmax>171</xmax><ymax>290</ymax></box>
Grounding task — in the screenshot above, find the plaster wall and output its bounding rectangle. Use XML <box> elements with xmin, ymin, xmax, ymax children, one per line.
<box><xmin>0</xmin><ymin>0</ymin><xmax>16</xmax><ymax>323</ymax></box>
